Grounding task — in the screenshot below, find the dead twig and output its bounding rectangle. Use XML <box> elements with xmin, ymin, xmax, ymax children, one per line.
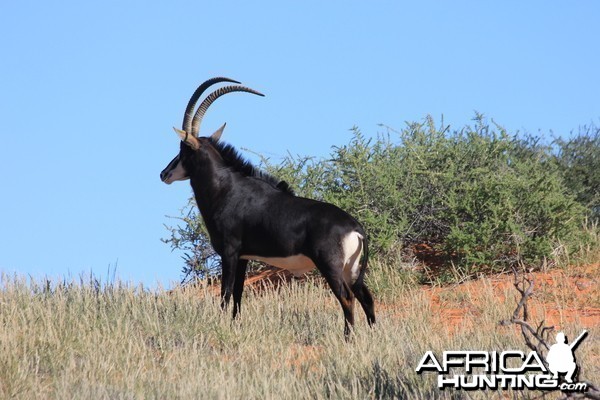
<box><xmin>499</xmin><ymin>267</ymin><xmax>552</xmax><ymax>368</ymax></box>
<box><xmin>499</xmin><ymin>266</ymin><xmax>600</xmax><ymax>399</ymax></box>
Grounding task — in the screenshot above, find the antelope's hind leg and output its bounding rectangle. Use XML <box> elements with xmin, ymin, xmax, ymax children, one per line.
<box><xmin>318</xmin><ymin>260</ymin><xmax>356</xmax><ymax>338</ymax></box>
<box><xmin>351</xmin><ymin>280</ymin><xmax>375</xmax><ymax>326</ymax></box>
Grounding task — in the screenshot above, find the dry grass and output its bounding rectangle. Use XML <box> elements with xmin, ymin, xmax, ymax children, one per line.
<box><xmin>1</xmin><ymin>258</ymin><xmax>598</xmax><ymax>400</ymax></box>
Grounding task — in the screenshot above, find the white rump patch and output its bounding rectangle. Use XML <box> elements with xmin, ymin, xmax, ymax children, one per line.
<box><xmin>240</xmin><ymin>254</ymin><xmax>316</xmax><ymax>277</ymax></box>
<box><xmin>342</xmin><ymin>231</ymin><xmax>364</xmax><ymax>285</ymax></box>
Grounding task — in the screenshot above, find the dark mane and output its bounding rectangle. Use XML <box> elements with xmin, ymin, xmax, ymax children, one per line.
<box><xmin>209</xmin><ymin>138</ymin><xmax>295</xmax><ymax>195</ymax></box>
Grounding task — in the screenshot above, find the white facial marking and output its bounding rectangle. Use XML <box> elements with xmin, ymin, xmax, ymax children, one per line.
<box><xmin>161</xmin><ymin>155</ymin><xmax>189</xmax><ymax>184</ymax></box>
<box><xmin>165</xmin><ymin>160</ymin><xmax>188</xmax><ymax>183</ymax></box>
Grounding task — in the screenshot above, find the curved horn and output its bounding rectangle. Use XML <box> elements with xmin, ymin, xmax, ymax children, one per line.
<box><xmin>191</xmin><ymin>85</ymin><xmax>265</xmax><ymax>137</ymax></box>
<box><xmin>182</xmin><ymin>77</ymin><xmax>241</xmax><ymax>134</ymax></box>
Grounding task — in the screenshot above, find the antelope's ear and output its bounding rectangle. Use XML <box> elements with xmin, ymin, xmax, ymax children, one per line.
<box><xmin>173</xmin><ymin>127</ymin><xmax>200</xmax><ymax>150</ymax></box>
<box><xmin>210</xmin><ymin>123</ymin><xmax>226</xmax><ymax>142</ymax></box>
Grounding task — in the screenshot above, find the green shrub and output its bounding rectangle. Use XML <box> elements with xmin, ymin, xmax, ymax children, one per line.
<box><xmin>265</xmin><ymin>115</ymin><xmax>587</xmax><ymax>273</ymax></box>
<box><xmin>165</xmin><ymin>115</ymin><xmax>593</xmax><ymax>280</ymax></box>
<box><xmin>553</xmin><ymin>124</ymin><xmax>600</xmax><ymax>222</ymax></box>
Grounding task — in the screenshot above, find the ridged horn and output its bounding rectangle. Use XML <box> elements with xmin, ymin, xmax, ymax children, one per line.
<box><xmin>191</xmin><ymin>85</ymin><xmax>265</xmax><ymax>137</ymax></box>
<box><xmin>182</xmin><ymin>77</ymin><xmax>241</xmax><ymax>135</ymax></box>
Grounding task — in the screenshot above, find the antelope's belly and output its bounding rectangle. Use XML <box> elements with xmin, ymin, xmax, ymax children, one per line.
<box><xmin>240</xmin><ymin>254</ymin><xmax>316</xmax><ymax>277</ymax></box>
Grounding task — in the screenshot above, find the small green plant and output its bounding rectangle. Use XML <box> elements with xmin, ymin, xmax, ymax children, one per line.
<box><xmin>162</xmin><ymin>198</ymin><xmax>220</xmax><ymax>283</ymax></box>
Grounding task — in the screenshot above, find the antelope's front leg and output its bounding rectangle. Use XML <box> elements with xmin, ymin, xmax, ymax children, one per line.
<box><xmin>220</xmin><ymin>244</ymin><xmax>241</xmax><ymax>311</ymax></box>
<box><xmin>232</xmin><ymin>259</ymin><xmax>249</xmax><ymax>319</ymax></box>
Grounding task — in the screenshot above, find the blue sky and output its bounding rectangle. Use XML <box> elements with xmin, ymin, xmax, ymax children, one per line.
<box><xmin>1</xmin><ymin>1</ymin><xmax>598</xmax><ymax>288</ymax></box>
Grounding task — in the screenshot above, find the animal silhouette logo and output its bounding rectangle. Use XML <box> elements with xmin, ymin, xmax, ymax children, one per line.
<box><xmin>546</xmin><ymin>330</ymin><xmax>588</xmax><ymax>383</ymax></box>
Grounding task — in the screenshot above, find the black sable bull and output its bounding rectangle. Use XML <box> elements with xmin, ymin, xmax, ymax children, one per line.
<box><xmin>160</xmin><ymin>77</ymin><xmax>375</xmax><ymax>336</ymax></box>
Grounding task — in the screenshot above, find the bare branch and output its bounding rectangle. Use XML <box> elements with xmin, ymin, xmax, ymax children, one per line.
<box><xmin>502</xmin><ymin>267</ymin><xmax>600</xmax><ymax>399</ymax></box>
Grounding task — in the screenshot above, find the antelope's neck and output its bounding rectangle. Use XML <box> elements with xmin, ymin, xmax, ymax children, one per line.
<box><xmin>189</xmin><ymin>156</ymin><xmax>232</xmax><ymax>218</ymax></box>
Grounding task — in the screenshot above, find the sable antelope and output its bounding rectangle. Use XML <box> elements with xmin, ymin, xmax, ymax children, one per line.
<box><xmin>160</xmin><ymin>77</ymin><xmax>375</xmax><ymax>336</ymax></box>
